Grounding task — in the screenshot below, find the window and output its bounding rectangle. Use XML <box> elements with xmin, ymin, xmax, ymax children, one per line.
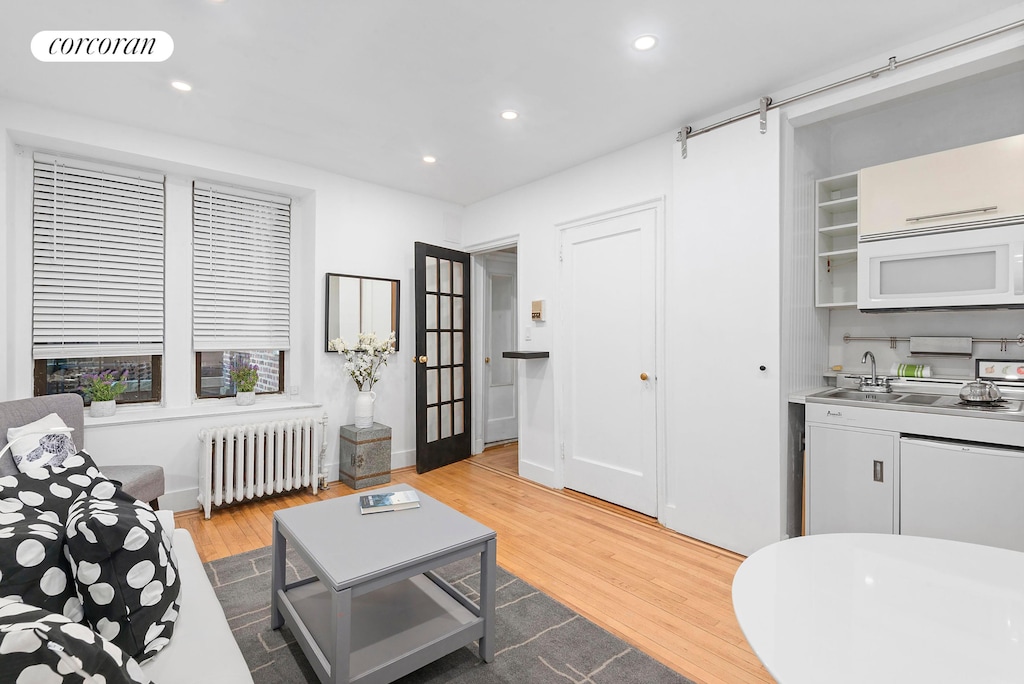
<box><xmin>195</xmin><ymin>350</ymin><xmax>284</xmax><ymax>398</ymax></box>
<box><xmin>31</xmin><ymin>154</ymin><xmax>165</xmax><ymax>404</ymax></box>
<box><xmin>35</xmin><ymin>356</ymin><xmax>162</xmax><ymax>403</ymax></box>
<box><xmin>192</xmin><ymin>183</ymin><xmax>290</xmax><ymax>397</ymax></box>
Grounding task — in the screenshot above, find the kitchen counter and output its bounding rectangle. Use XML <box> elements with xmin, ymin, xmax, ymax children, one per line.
<box><xmin>804</xmin><ymin>394</ymin><xmax>1024</xmax><ymax>449</ymax></box>
<box><xmin>800</xmin><ymin>375</ymin><xmax>1024</xmax><ymax>444</ymax></box>
<box><xmin>787</xmin><ymin>387</ymin><xmax>824</xmax><ymax>405</ymax></box>
<box><xmin>805</xmin><ymin>386</ymin><xmax>1024</xmax><ymax>422</ymax></box>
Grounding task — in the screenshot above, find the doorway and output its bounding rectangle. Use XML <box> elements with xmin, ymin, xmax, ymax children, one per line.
<box><xmin>469</xmin><ymin>244</ymin><xmax>520</xmax><ymax>476</ymax></box>
<box><xmin>482</xmin><ymin>250</ymin><xmax>518</xmax><ymax>446</ymax></box>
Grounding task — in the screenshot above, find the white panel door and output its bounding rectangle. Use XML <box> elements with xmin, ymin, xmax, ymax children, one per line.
<box><xmin>484</xmin><ymin>254</ymin><xmax>517</xmax><ymax>443</ymax></box>
<box><xmin>666</xmin><ymin>110</ymin><xmax>782</xmax><ymax>555</ymax></box>
<box><xmin>561</xmin><ymin>206</ymin><xmax>657</xmax><ymax>516</ymax></box>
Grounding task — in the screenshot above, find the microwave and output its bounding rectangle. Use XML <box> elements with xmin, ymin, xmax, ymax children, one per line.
<box><xmin>858</xmin><ymin>223</ymin><xmax>1024</xmax><ymax>311</ymax></box>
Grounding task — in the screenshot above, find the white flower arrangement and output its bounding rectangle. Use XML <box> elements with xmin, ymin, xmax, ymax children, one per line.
<box><xmin>329</xmin><ymin>331</ymin><xmax>397</xmax><ymax>391</ymax></box>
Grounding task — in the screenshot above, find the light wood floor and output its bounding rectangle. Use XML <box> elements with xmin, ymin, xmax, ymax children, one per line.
<box><xmin>176</xmin><ymin>443</ymin><xmax>773</xmax><ymax>684</ymax></box>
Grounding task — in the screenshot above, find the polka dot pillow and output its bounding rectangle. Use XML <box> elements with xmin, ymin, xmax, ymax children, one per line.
<box><xmin>64</xmin><ymin>482</ymin><xmax>180</xmax><ymax>662</ymax></box>
<box><xmin>0</xmin><ymin>596</ymin><xmax>149</xmax><ymax>684</ymax></box>
<box><xmin>0</xmin><ymin>503</ymin><xmax>83</xmax><ymax>622</ymax></box>
<box><xmin>0</xmin><ymin>450</ymin><xmax>110</xmax><ymax>522</ymax></box>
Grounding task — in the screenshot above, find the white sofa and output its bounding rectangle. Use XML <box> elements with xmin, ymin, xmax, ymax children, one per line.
<box><xmin>0</xmin><ymin>394</ymin><xmax>252</xmax><ymax>683</ymax></box>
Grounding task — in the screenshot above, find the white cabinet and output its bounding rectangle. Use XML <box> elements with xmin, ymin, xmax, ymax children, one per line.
<box><xmin>860</xmin><ymin>133</ymin><xmax>1024</xmax><ymax>238</ymax></box>
<box><xmin>900</xmin><ymin>438</ymin><xmax>1024</xmax><ymax>552</ymax></box>
<box><xmin>815</xmin><ymin>172</ymin><xmax>858</xmax><ymax>307</ymax></box>
<box><xmin>806</xmin><ymin>424</ymin><xmax>898</xmax><ymax>534</ymax></box>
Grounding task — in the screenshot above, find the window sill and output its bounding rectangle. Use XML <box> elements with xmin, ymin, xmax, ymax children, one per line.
<box><xmin>83</xmin><ymin>397</ymin><xmax>323</xmax><ymax>428</ymax></box>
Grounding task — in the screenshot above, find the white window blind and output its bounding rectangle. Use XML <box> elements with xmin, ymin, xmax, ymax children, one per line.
<box><xmin>192</xmin><ymin>183</ymin><xmax>291</xmax><ymax>351</ymax></box>
<box><xmin>32</xmin><ymin>153</ymin><xmax>165</xmax><ymax>360</ymax></box>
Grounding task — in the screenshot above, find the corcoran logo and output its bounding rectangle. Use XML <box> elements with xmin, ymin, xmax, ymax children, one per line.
<box><xmin>31</xmin><ymin>31</ymin><xmax>173</xmax><ymax>62</ymax></box>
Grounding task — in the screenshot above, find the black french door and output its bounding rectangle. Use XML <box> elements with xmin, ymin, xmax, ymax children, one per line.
<box><xmin>414</xmin><ymin>242</ymin><xmax>472</xmax><ymax>473</ymax></box>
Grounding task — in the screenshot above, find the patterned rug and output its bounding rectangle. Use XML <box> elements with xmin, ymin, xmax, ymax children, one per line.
<box><xmin>205</xmin><ymin>546</ymin><xmax>695</xmax><ymax>683</ymax></box>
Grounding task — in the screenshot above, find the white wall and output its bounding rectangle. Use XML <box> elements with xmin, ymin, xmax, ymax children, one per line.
<box><xmin>0</xmin><ymin>98</ymin><xmax>461</xmax><ymax>509</ymax></box>
<box><xmin>461</xmin><ymin>135</ymin><xmax>673</xmax><ymax>486</ymax></box>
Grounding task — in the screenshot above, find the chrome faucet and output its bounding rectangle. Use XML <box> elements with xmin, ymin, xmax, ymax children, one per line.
<box><xmin>859</xmin><ymin>350</ymin><xmax>891</xmax><ymax>392</ymax></box>
<box><xmin>861</xmin><ymin>351</ymin><xmax>876</xmax><ymax>386</ymax></box>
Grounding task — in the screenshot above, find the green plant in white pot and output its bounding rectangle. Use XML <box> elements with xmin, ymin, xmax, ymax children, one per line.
<box><xmin>80</xmin><ymin>370</ymin><xmax>128</xmax><ymax>417</ymax></box>
<box><xmin>230</xmin><ymin>361</ymin><xmax>259</xmax><ymax>406</ymax></box>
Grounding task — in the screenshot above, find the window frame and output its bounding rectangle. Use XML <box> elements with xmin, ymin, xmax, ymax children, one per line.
<box><xmin>29</xmin><ymin>153</ymin><xmax>166</xmax><ymax>404</ymax></box>
<box><xmin>194</xmin><ymin>350</ymin><xmax>285</xmax><ymax>399</ymax></box>
<box><xmin>34</xmin><ymin>356</ymin><xmax>163</xmax><ymax>405</ymax></box>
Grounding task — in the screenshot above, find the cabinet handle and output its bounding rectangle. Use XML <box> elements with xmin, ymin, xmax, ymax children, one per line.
<box><xmin>873</xmin><ymin>460</ymin><xmax>884</xmax><ymax>482</ymax></box>
<box><xmin>905</xmin><ymin>206</ymin><xmax>997</xmax><ymax>222</ymax></box>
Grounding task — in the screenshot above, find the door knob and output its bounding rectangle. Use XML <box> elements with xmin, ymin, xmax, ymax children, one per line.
<box><xmin>640</xmin><ymin>372</ymin><xmax>649</xmax><ymax>381</ymax></box>
<box><xmin>485</xmin><ymin>357</ymin><xmax>491</xmax><ymax>363</ymax></box>
<box><xmin>419</xmin><ymin>356</ymin><xmax>428</xmax><ymax>364</ymax></box>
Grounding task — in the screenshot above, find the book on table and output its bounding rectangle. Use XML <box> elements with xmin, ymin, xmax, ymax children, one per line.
<box><xmin>359</xmin><ymin>490</ymin><xmax>421</xmax><ymax>514</ymax></box>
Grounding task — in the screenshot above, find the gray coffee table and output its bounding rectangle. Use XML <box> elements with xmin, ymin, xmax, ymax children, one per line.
<box><xmin>270</xmin><ymin>484</ymin><xmax>496</xmax><ymax>684</ymax></box>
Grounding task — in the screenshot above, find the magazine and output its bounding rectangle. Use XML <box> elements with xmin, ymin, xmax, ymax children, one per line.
<box><xmin>358</xmin><ymin>490</ymin><xmax>421</xmax><ymax>514</ymax></box>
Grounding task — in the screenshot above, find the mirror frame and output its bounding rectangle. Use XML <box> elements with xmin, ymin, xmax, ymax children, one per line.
<box><xmin>324</xmin><ymin>273</ymin><xmax>401</xmax><ymax>352</ymax></box>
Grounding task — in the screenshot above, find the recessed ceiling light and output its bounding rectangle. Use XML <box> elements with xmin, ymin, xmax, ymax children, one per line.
<box><xmin>422</xmin><ymin>155</ymin><xmax>437</xmax><ymax>164</ymax></box>
<box><xmin>171</xmin><ymin>80</ymin><xmax>192</xmax><ymax>92</ymax></box>
<box><xmin>632</xmin><ymin>35</ymin><xmax>658</xmax><ymax>51</ymax></box>
<box><xmin>500</xmin><ymin>110</ymin><xmax>519</xmax><ymax>121</ymax></box>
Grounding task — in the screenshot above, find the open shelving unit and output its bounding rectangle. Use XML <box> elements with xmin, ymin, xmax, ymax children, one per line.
<box><xmin>815</xmin><ymin>172</ymin><xmax>859</xmax><ymax>307</ymax></box>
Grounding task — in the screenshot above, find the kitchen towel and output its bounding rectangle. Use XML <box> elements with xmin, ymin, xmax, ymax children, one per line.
<box><xmin>890</xmin><ymin>363</ymin><xmax>932</xmax><ymax>378</ymax></box>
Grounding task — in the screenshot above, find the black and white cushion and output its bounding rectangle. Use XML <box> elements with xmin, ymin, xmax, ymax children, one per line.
<box><xmin>3</xmin><ymin>413</ymin><xmax>78</xmax><ymax>471</ymax></box>
<box><xmin>0</xmin><ymin>597</ymin><xmax>149</xmax><ymax>684</ymax></box>
<box><xmin>64</xmin><ymin>483</ymin><xmax>179</xmax><ymax>662</ymax></box>
<box><xmin>0</xmin><ymin>451</ymin><xmax>110</xmax><ymax>522</ymax></box>
<box><xmin>0</xmin><ymin>504</ymin><xmax>82</xmax><ymax>622</ymax></box>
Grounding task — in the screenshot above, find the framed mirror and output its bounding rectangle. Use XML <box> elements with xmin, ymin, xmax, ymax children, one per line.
<box><xmin>325</xmin><ymin>273</ymin><xmax>401</xmax><ymax>351</ymax></box>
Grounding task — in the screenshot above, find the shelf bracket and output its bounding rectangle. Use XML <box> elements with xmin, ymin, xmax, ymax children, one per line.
<box><xmin>676</xmin><ymin>126</ymin><xmax>691</xmax><ymax>159</ymax></box>
<box><xmin>759</xmin><ymin>97</ymin><xmax>772</xmax><ymax>134</ymax></box>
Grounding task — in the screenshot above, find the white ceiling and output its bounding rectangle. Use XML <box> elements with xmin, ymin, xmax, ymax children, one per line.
<box><xmin>2</xmin><ymin>1</ymin><xmax>1022</xmax><ymax>205</ymax></box>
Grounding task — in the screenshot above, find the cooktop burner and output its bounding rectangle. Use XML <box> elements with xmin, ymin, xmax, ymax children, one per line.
<box><xmin>954</xmin><ymin>398</ymin><xmax>1022</xmax><ymax>412</ymax></box>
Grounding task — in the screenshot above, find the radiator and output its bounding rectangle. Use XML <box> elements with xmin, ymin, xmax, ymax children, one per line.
<box><xmin>197</xmin><ymin>416</ymin><xmax>326</xmax><ymax>518</ymax></box>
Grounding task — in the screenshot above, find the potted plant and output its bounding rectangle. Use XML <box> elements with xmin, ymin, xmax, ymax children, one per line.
<box><xmin>80</xmin><ymin>370</ymin><xmax>128</xmax><ymax>417</ymax></box>
<box><xmin>229</xmin><ymin>361</ymin><xmax>259</xmax><ymax>406</ymax></box>
<box><xmin>329</xmin><ymin>331</ymin><xmax>396</xmax><ymax>428</ymax></box>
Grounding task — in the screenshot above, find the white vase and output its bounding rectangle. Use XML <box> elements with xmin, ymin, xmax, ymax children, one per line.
<box><xmin>89</xmin><ymin>400</ymin><xmax>116</xmax><ymax>418</ymax></box>
<box><xmin>354</xmin><ymin>390</ymin><xmax>376</xmax><ymax>428</ymax></box>
<box><xmin>236</xmin><ymin>391</ymin><xmax>256</xmax><ymax>406</ymax></box>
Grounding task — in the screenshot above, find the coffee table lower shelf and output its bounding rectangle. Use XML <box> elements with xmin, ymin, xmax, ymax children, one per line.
<box><xmin>277</xmin><ymin>572</ymin><xmax>484</xmax><ymax>683</ymax></box>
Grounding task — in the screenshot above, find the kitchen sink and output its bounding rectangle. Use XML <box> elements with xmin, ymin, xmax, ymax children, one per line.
<box><xmin>820</xmin><ymin>388</ymin><xmax>904</xmax><ymax>403</ymax></box>
<box><xmin>895</xmin><ymin>394</ymin><xmax>945</xmax><ymax>406</ymax></box>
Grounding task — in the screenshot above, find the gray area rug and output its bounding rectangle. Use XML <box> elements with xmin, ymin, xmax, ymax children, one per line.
<box><xmin>205</xmin><ymin>546</ymin><xmax>695</xmax><ymax>683</ymax></box>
